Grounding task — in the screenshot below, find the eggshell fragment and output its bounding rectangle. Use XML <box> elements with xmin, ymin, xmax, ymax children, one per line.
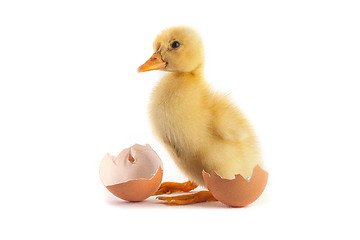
<box><xmin>106</xmin><ymin>167</ymin><xmax>163</xmax><ymax>202</ymax></box>
<box><xmin>202</xmin><ymin>165</ymin><xmax>268</xmax><ymax>207</ymax></box>
<box><xmin>99</xmin><ymin>144</ymin><xmax>163</xmax><ymax>202</ymax></box>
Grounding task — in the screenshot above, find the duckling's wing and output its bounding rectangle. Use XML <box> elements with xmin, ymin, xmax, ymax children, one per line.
<box><xmin>208</xmin><ymin>93</ymin><xmax>250</xmax><ymax>142</ymax></box>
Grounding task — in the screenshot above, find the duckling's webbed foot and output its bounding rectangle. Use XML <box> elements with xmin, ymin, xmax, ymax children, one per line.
<box><xmin>157</xmin><ymin>191</ymin><xmax>217</xmax><ymax>205</ymax></box>
<box><xmin>153</xmin><ymin>181</ymin><xmax>198</xmax><ymax>195</ymax></box>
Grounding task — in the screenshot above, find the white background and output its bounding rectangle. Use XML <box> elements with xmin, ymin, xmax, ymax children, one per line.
<box><xmin>1</xmin><ymin>0</ymin><xmax>359</xmax><ymax>239</ymax></box>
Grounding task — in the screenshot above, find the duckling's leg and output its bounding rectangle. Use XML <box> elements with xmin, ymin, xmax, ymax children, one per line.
<box><xmin>153</xmin><ymin>181</ymin><xmax>198</xmax><ymax>195</ymax></box>
<box><xmin>157</xmin><ymin>191</ymin><xmax>217</xmax><ymax>205</ymax></box>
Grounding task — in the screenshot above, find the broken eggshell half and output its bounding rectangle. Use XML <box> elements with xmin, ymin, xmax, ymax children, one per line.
<box><xmin>202</xmin><ymin>165</ymin><xmax>268</xmax><ymax>207</ymax></box>
<box><xmin>99</xmin><ymin>144</ymin><xmax>163</xmax><ymax>202</ymax></box>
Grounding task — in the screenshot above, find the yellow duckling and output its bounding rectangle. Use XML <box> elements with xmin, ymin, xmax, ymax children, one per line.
<box><xmin>138</xmin><ymin>26</ymin><xmax>262</xmax><ymax>204</ymax></box>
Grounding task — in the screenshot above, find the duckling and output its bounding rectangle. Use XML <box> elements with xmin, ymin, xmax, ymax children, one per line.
<box><xmin>138</xmin><ymin>26</ymin><xmax>262</xmax><ymax>204</ymax></box>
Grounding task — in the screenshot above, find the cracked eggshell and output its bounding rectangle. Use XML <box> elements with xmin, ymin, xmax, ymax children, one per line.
<box><xmin>99</xmin><ymin>144</ymin><xmax>163</xmax><ymax>202</ymax></box>
<box><xmin>202</xmin><ymin>165</ymin><xmax>268</xmax><ymax>207</ymax></box>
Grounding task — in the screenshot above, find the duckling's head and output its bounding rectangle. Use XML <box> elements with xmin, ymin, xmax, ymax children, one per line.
<box><xmin>138</xmin><ymin>26</ymin><xmax>204</xmax><ymax>73</ymax></box>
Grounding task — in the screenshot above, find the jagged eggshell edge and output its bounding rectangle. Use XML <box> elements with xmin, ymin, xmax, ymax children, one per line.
<box><xmin>202</xmin><ymin>165</ymin><xmax>268</xmax><ymax>207</ymax></box>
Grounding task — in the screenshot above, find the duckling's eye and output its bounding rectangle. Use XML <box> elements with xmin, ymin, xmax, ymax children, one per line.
<box><xmin>171</xmin><ymin>41</ymin><xmax>180</xmax><ymax>49</ymax></box>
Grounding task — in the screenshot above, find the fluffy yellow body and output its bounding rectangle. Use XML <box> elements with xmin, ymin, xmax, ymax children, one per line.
<box><xmin>149</xmin><ymin>71</ymin><xmax>261</xmax><ymax>186</ymax></box>
<box><xmin>142</xmin><ymin>26</ymin><xmax>262</xmax><ymax>186</ymax></box>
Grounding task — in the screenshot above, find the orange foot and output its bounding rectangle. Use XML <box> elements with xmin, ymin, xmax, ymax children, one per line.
<box><xmin>153</xmin><ymin>181</ymin><xmax>198</xmax><ymax>195</ymax></box>
<box><xmin>157</xmin><ymin>191</ymin><xmax>217</xmax><ymax>205</ymax></box>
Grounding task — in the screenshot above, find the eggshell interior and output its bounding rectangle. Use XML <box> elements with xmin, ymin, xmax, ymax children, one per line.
<box><xmin>99</xmin><ymin>144</ymin><xmax>163</xmax><ymax>202</ymax></box>
<box><xmin>99</xmin><ymin>144</ymin><xmax>163</xmax><ymax>186</ymax></box>
<box><xmin>202</xmin><ymin>165</ymin><xmax>268</xmax><ymax>207</ymax></box>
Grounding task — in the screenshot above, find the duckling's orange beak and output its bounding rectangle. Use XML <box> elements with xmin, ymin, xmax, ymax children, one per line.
<box><xmin>138</xmin><ymin>52</ymin><xmax>167</xmax><ymax>72</ymax></box>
